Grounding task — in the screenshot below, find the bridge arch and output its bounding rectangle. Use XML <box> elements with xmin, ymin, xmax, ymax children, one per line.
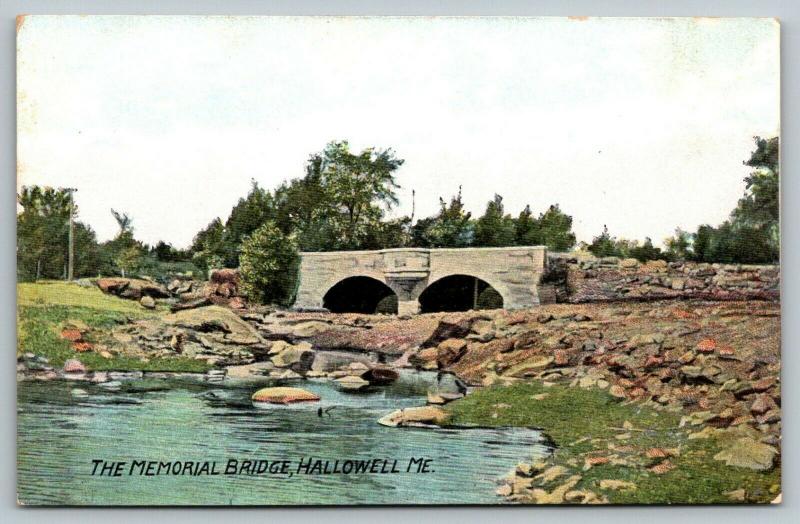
<box><xmin>418</xmin><ymin>274</ymin><xmax>505</xmax><ymax>313</ymax></box>
<box><xmin>322</xmin><ymin>275</ymin><xmax>399</xmax><ymax>314</ymax></box>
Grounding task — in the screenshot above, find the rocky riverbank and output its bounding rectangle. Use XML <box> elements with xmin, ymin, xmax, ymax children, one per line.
<box><xmin>240</xmin><ymin>300</ymin><xmax>781</xmax><ymax>503</ymax></box>
<box><xmin>18</xmin><ymin>280</ymin><xmax>781</xmax><ymax>504</ymax></box>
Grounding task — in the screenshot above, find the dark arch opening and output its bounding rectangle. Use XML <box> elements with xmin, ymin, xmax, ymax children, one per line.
<box><xmin>323</xmin><ymin>276</ymin><xmax>398</xmax><ymax>314</ymax></box>
<box><xmin>418</xmin><ymin>275</ymin><xmax>503</xmax><ymax>313</ymax></box>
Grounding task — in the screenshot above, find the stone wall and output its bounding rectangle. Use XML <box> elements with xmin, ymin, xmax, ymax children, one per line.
<box><xmin>547</xmin><ymin>254</ymin><xmax>780</xmax><ymax>303</ymax></box>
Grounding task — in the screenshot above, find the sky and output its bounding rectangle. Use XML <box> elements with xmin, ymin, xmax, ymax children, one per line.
<box><xmin>17</xmin><ymin>16</ymin><xmax>780</xmax><ymax>249</ymax></box>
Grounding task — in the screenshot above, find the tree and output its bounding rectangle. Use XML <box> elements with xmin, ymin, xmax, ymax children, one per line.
<box><xmin>114</xmin><ymin>246</ymin><xmax>142</xmax><ymax>278</ymax></box>
<box><xmin>273</xmin><ymin>155</ymin><xmax>336</xmax><ymax>251</ymax></box>
<box><xmin>17</xmin><ymin>186</ymin><xmax>100</xmax><ymax>280</ymax></box>
<box><xmin>102</xmin><ymin>209</ymin><xmax>145</xmax><ymax>276</ymax></box>
<box><xmin>536</xmin><ymin>204</ymin><xmax>577</xmax><ymax>251</ymax></box>
<box><xmin>362</xmin><ymin>217</ymin><xmax>412</xmax><ymax>250</ymax></box>
<box><xmin>221</xmin><ymin>180</ymin><xmax>275</xmax><ymax>267</ymax></box>
<box><xmin>685</xmin><ymin>136</ymin><xmax>779</xmax><ymax>264</ymax></box>
<box><xmin>730</xmin><ymin>136</ymin><xmax>779</xmax><ymax>260</ymax></box>
<box><xmin>514</xmin><ymin>205</ymin><xmax>540</xmax><ymax>246</ymax></box>
<box><xmin>413</xmin><ymin>188</ymin><xmax>474</xmax><ymax>248</ymax></box>
<box><xmin>239</xmin><ymin>222</ymin><xmax>300</xmax><ymax>306</ymax></box>
<box><xmin>665</xmin><ymin>228</ymin><xmax>692</xmax><ymax>261</ymax></box>
<box><xmin>692</xmin><ymin>225</ymin><xmax>714</xmax><ymax>262</ymax></box>
<box><xmin>629</xmin><ymin>237</ymin><xmax>664</xmax><ymax>262</ymax></box>
<box><xmin>474</xmin><ymin>194</ymin><xmax>516</xmax><ymax>247</ymax></box>
<box><xmin>320</xmin><ymin>141</ymin><xmax>404</xmax><ymax>249</ymax></box>
<box><xmin>190</xmin><ymin>218</ymin><xmax>226</xmax><ymax>272</ymax></box>
<box><xmin>588</xmin><ymin>225</ymin><xmax>618</xmax><ymax>257</ymax></box>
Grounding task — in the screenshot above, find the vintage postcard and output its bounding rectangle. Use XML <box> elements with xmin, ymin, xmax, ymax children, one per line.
<box><xmin>16</xmin><ymin>16</ymin><xmax>780</xmax><ymax>505</ymax></box>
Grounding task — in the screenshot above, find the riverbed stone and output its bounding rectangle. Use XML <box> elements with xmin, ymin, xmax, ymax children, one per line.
<box><xmin>377</xmin><ymin>406</ymin><xmax>449</xmax><ymax>427</ymax></box>
<box><xmin>251</xmin><ymin>387</ymin><xmax>320</xmax><ymax>404</ymax></box>
<box><xmin>335</xmin><ymin>375</ymin><xmax>371</xmax><ymax>391</ymax></box>
<box><xmin>63</xmin><ymin>359</ymin><xmax>86</xmax><ymax>374</ymax></box>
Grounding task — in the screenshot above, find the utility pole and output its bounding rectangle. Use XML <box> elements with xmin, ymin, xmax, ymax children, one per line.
<box><xmin>65</xmin><ymin>187</ymin><xmax>77</xmax><ymax>281</ymax></box>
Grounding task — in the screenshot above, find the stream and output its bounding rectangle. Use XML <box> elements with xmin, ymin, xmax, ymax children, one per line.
<box><xmin>17</xmin><ymin>371</ymin><xmax>550</xmax><ymax>505</ymax></box>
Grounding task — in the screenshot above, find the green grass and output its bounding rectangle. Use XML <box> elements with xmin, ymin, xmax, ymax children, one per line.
<box><xmin>18</xmin><ymin>280</ymin><xmax>149</xmax><ymax>313</ymax></box>
<box><xmin>445</xmin><ymin>382</ymin><xmax>781</xmax><ymax>504</ymax></box>
<box><xmin>17</xmin><ymin>282</ymin><xmax>211</xmax><ymax>373</ymax></box>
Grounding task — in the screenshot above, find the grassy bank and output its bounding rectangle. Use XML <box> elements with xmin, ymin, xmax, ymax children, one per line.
<box><xmin>17</xmin><ymin>281</ymin><xmax>211</xmax><ymax>373</ymax></box>
<box><xmin>445</xmin><ymin>382</ymin><xmax>781</xmax><ymax>504</ymax></box>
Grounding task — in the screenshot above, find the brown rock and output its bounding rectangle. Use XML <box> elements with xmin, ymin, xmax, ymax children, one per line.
<box><xmin>436</xmin><ymin>338</ymin><xmax>468</xmax><ymax>367</ymax></box>
<box><xmin>750</xmin><ymin>394</ymin><xmax>778</xmax><ymax>415</ymax></box>
<box><xmin>696</xmin><ymin>339</ymin><xmax>717</xmax><ymax>353</ymax></box>
<box><xmin>72</xmin><ymin>342</ymin><xmax>93</xmax><ymax>353</ymax></box>
<box><xmin>60</xmin><ymin>329</ymin><xmax>83</xmax><ymax>342</ymax></box>
<box><xmin>410</xmin><ymin>347</ymin><xmax>439</xmax><ymax>370</ymax></box>
<box><xmin>753</xmin><ymin>377</ymin><xmax>776</xmax><ymax>392</ymax></box>
<box><xmin>422</xmin><ymin>318</ymin><xmax>473</xmax><ymax>348</ymax></box>
<box><xmin>583</xmin><ymin>456</ymin><xmax>609</xmax><ymax>470</ymax></box>
<box><xmin>648</xmin><ymin>460</ymin><xmax>675</xmax><ymax>475</ymax></box>
<box><xmin>609</xmin><ymin>385</ymin><xmax>626</xmax><ymax>399</ymax></box>
<box><xmin>644</xmin><ymin>355</ymin><xmax>664</xmax><ymax>368</ymax></box>
<box><xmin>140</xmin><ymin>295</ymin><xmax>156</xmax><ymax>309</ymax></box>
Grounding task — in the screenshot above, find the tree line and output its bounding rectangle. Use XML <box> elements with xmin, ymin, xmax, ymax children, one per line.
<box><xmin>584</xmin><ymin>137</ymin><xmax>779</xmax><ymax>264</ymax></box>
<box><xmin>17</xmin><ymin>137</ymin><xmax>779</xmax><ymax>305</ymax></box>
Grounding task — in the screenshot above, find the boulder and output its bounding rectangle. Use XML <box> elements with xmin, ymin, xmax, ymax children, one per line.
<box><xmin>713</xmin><ymin>437</ymin><xmax>777</xmax><ymax>471</ymax></box>
<box><xmin>140</xmin><ymin>296</ymin><xmax>156</xmax><ymax>309</ymax></box>
<box><xmin>226</xmin><ymin>361</ymin><xmax>275</xmax><ymax>379</ymax></box>
<box><xmin>436</xmin><ymin>338</ymin><xmax>468</xmax><ymax>367</ymax></box>
<box><xmin>251</xmin><ymin>387</ymin><xmax>320</xmax><ymax>405</ymax></box>
<box><xmin>164</xmin><ymin>306</ymin><xmax>264</xmax><ymax>346</ymax></box>
<box><xmin>421</xmin><ymin>318</ymin><xmax>473</xmax><ymax>348</ymax></box>
<box><xmin>210</xmin><ymin>268</ymin><xmax>240</xmax><ymax>286</ymax></box>
<box><xmin>410</xmin><ymin>347</ymin><xmax>439</xmax><ymax>370</ymax></box>
<box><xmin>96</xmin><ymin>278</ymin><xmax>169</xmax><ymax>299</ymax></box>
<box><xmin>750</xmin><ymin>394</ymin><xmax>778</xmax><ymax>415</ymax></box>
<box><xmin>291</xmin><ymin>321</ymin><xmax>332</xmax><ymax>338</ymax></box>
<box><xmin>310</xmin><ymin>351</ymin><xmax>376</xmax><ymax>373</ymax></box>
<box><xmin>63</xmin><ymin>359</ymin><xmax>86</xmax><ymax>374</ymax></box>
<box><xmin>363</xmin><ymin>367</ymin><xmax>399</xmax><ymax>385</ymax></box>
<box><xmin>335</xmin><ymin>375</ymin><xmax>371</xmax><ymax>391</ymax></box>
<box><xmin>426</xmin><ymin>391</ymin><xmax>464</xmax><ymax>404</ymax></box>
<box><xmin>377</xmin><ymin>406</ymin><xmax>449</xmax><ymax>427</ymax></box>
<box><xmin>270</xmin><ymin>345</ymin><xmax>315</xmax><ymax>372</ymax></box>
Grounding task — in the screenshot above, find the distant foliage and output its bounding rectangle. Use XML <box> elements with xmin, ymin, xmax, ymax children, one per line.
<box><xmin>413</xmin><ymin>188</ymin><xmax>474</xmax><ymax>248</ymax></box>
<box><xmin>17</xmin><ymin>136</ymin><xmax>778</xmax><ymax>292</ymax></box>
<box><xmin>239</xmin><ymin>222</ymin><xmax>300</xmax><ymax>306</ymax></box>
<box><xmin>536</xmin><ymin>204</ymin><xmax>577</xmax><ymax>252</ymax></box>
<box><xmin>588</xmin><ymin>226</ymin><xmax>666</xmax><ymax>262</ymax></box>
<box><xmin>588</xmin><ymin>226</ymin><xmax>618</xmax><ymax>258</ymax></box>
<box><xmin>473</xmin><ymin>194</ymin><xmax>516</xmax><ymax>247</ymax></box>
<box><xmin>665</xmin><ymin>136</ymin><xmax>779</xmax><ymax>264</ymax></box>
<box><xmin>17</xmin><ymin>186</ymin><xmax>101</xmax><ymax>281</ymax></box>
<box><xmin>221</xmin><ymin>181</ymin><xmax>276</xmax><ymax>267</ymax></box>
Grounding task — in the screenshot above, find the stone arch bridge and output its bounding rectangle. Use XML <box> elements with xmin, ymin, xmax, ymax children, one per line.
<box><xmin>294</xmin><ymin>246</ymin><xmax>550</xmax><ymax>315</ymax></box>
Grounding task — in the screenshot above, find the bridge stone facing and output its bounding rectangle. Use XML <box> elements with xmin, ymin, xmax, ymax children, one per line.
<box><xmin>294</xmin><ymin>246</ymin><xmax>549</xmax><ymax>315</ymax></box>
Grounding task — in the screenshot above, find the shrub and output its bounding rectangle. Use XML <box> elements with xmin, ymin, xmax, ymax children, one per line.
<box><xmin>239</xmin><ymin>221</ymin><xmax>300</xmax><ymax>306</ymax></box>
